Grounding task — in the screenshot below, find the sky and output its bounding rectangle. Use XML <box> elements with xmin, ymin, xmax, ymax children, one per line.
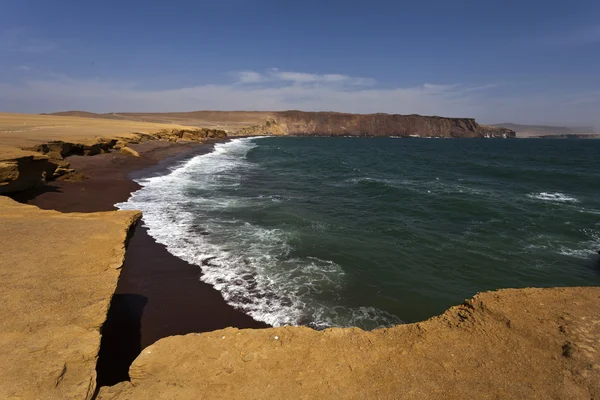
<box><xmin>1</xmin><ymin>0</ymin><xmax>599</xmax><ymax>127</ymax></box>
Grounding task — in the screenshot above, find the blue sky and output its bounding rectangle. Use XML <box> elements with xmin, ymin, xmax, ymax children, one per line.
<box><xmin>1</xmin><ymin>0</ymin><xmax>599</xmax><ymax>127</ymax></box>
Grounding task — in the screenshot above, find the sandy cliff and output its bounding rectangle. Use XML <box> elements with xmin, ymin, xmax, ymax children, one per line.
<box><xmin>2</xmin><ymin>112</ymin><xmax>597</xmax><ymax>400</ymax></box>
<box><xmin>0</xmin><ymin>148</ymin><xmax>50</xmax><ymax>193</ymax></box>
<box><xmin>0</xmin><ymin>113</ymin><xmax>226</xmax><ymax>193</ymax></box>
<box><xmin>98</xmin><ymin>287</ymin><xmax>599</xmax><ymax>399</ymax></box>
<box><xmin>263</xmin><ymin>111</ymin><xmax>515</xmax><ymax>138</ymax></box>
<box><xmin>0</xmin><ymin>197</ymin><xmax>141</xmax><ymax>399</ymax></box>
<box><xmin>48</xmin><ymin>110</ymin><xmax>517</xmax><ymax>138</ymax></box>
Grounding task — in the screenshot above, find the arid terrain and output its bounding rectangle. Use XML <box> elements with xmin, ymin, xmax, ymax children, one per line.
<box><xmin>43</xmin><ymin>110</ymin><xmax>516</xmax><ymax>138</ymax></box>
<box><xmin>491</xmin><ymin>123</ymin><xmax>599</xmax><ymax>138</ymax></box>
<box><xmin>0</xmin><ymin>112</ymin><xmax>598</xmax><ymax>399</ymax></box>
<box><xmin>0</xmin><ymin>112</ymin><xmax>201</xmax><ymax>154</ymax></box>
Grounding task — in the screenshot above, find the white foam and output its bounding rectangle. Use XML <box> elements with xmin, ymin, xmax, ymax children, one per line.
<box><xmin>557</xmin><ymin>248</ymin><xmax>595</xmax><ymax>259</ymax></box>
<box><xmin>527</xmin><ymin>192</ymin><xmax>579</xmax><ymax>203</ymax></box>
<box><xmin>117</xmin><ymin>138</ymin><xmax>400</xmax><ymax>329</ymax></box>
<box><xmin>556</xmin><ymin>228</ymin><xmax>600</xmax><ymax>259</ymax></box>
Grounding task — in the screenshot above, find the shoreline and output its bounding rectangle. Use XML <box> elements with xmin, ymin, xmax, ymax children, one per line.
<box><xmin>2</xmin><ymin>129</ymin><xmax>599</xmax><ymax>398</ymax></box>
<box><xmin>11</xmin><ymin>139</ymin><xmax>268</xmax><ymax>386</ymax></box>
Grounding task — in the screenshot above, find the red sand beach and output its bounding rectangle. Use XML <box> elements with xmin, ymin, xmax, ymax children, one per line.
<box><xmin>10</xmin><ymin>140</ymin><xmax>268</xmax><ymax>385</ymax></box>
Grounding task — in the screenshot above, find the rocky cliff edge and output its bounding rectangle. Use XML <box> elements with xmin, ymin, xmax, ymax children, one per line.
<box><xmin>0</xmin><ymin>197</ymin><xmax>141</xmax><ymax>399</ymax></box>
<box><xmin>235</xmin><ymin>111</ymin><xmax>516</xmax><ymax>138</ymax></box>
<box><xmin>99</xmin><ymin>286</ymin><xmax>599</xmax><ymax>400</ymax></box>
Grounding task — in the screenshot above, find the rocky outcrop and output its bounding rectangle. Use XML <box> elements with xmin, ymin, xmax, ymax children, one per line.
<box><xmin>119</xmin><ymin>147</ymin><xmax>140</xmax><ymax>157</ymax></box>
<box><xmin>232</xmin><ymin>111</ymin><xmax>516</xmax><ymax>138</ymax></box>
<box><xmin>478</xmin><ymin>125</ymin><xmax>517</xmax><ymax>138</ymax></box>
<box><xmin>235</xmin><ymin>118</ymin><xmax>286</xmax><ymax>136</ymax></box>
<box><xmin>27</xmin><ymin>138</ymin><xmax>128</xmax><ymax>181</ymax></box>
<box><xmin>98</xmin><ymin>287</ymin><xmax>599</xmax><ymax>400</ymax></box>
<box><xmin>1</xmin><ymin>129</ymin><xmax>226</xmax><ymax>191</ymax></box>
<box><xmin>0</xmin><ymin>197</ymin><xmax>141</xmax><ymax>399</ymax></box>
<box><xmin>153</xmin><ymin>128</ymin><xmax>228</xmax><ymax>142</ymax></box>
<box><xmin>0</xmin><ymin>150</ymin><xmax>49</xmax><ymax>194</ymax></box>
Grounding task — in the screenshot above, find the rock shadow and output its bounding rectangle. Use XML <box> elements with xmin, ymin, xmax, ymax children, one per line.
<box><xmin>95</xmin><ymin>293</ymin><xmax>148</xmax><ymax>387</ymax></box>
<box><xmin>6</xmin><ymin>184</ymin><xmax>62</xmax><ymax>203</ymax></box>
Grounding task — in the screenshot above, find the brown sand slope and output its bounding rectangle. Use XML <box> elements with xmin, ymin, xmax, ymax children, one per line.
<box><xmin>47</xmin><ymin>110</ymin><xmax>516</xmax><ymax>138</ymax></box>
<box><xmin>0</xmin><ymin>112</ymin><xmax>198</xmax><ymax>153</ymax></box>
<box><xmin>0</xmin><ymin>197</ymin><xmax>141</xmax><ymax>399</ymax></box>
<box><xmin>99</xmin><ymin>287</ymin><xmax>600</xmax><ymax>400</ymax></box>
<box><xmin>45</xmin><ymin>110</ymin><xmax>273</xmax><ymax>131</ymax></box>
<box><xmin>0</xmin><ymin>113</ymin><xmax>213</xmax><ymax>194</ymax></box>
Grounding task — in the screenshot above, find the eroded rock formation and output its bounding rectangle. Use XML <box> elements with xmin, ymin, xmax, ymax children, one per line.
<box><xmin>234</xmin><ymin>111</ymin><xmax>516</xmax><ymax>138</ymax></box>
<box><xmin>0</xmin><ymin>128</ymin><xmax>228</xmax><ymax>194</ymax></box>
<box><xmin>153</xmin><ymin>128</ymin><xmax>228</xmax><ymax>141</ymax></box>
<box><xmin>98</xmin><ymin>287</ymin><xmax>599</xmax><ymax>400</ymax></box>
<box><xmin>0</xmin><ymin>197</ymin><xmax>141</xmax><ymax>399</ymax></box>
<box><xmin>0</xmin><ymin>149</ymin><xmax>50</xmax><ymax>194</ymax></box>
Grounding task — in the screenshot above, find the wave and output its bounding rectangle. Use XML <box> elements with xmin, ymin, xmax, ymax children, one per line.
<box><xmin>116</xmin><ymin>138</ymin><xmax>400</xmax><ymax>329</ymax></box>
<box><xmin>526</xmin><ymin>192</ymin><xmax>579</xmax><ymax>203</ymax></box>
<box><xmin>346</xmin><ymin>176</ymin><xmax>488</xmax><ymax>197</ymax></box>
<box><xmin>557</xmin><ymin>228</ymin><xmax>600</xmax><ymax>260</ymax></box>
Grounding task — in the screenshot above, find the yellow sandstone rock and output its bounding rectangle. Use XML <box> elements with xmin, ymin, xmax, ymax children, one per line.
<box><xmin>98</xmin><ymin>287</ymin><xmax>600</xmax><ymax>400</ymax></box>
<box><xmin>119</xmin><ymin>146</ymin><xmax>140</xmax><ymax>158</ymax></box>
<box><xmin>0</xmin><ymin>197</ymin><xmax>141</xmax><ymax>399</ymax></box>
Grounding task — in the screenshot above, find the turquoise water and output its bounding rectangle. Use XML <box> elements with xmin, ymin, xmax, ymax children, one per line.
<box><xmin>118</xmin><ymin>137</ymin><xmax>600</xmax><ymax>329</ymax></box>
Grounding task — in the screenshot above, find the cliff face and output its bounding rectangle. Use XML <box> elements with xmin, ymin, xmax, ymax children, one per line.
<box><xmin>0</xmin><ymin>197</ymin><xmax>141</xmax><ymax>399</ymax></box>
<box><xmin>478</xmin><ymin>125</ymin><xmax>517</xmax><ymax>138</ymax></box>
<box><xmin>234</xmin><ymin>111</ymin><xmax>516</xmax><ymax>138</ymax></box>
<box><xmin>0</xmin><ymin>126</ymin><xmax>227</xmax><ymax>194</ymax></box>
<box><xmin>99</xmin><ymin>287</ymin><xmax>600</xmax><ymax>399</ymax></box>
<box><xmin>0</xmin><ymin>150</ymin><xmax>49</xmax><ymax>194</ymax></box>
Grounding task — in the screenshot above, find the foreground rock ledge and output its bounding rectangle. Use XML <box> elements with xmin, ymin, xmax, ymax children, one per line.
<box><xmin>0</xmin><ymin>197</ymin><xmax>141</xmax><ymax>399</ymax></box>
<box><xmin>100</xmin><ymin>287</ymin><xmax>599</xmax><ymax>400</ymax></box>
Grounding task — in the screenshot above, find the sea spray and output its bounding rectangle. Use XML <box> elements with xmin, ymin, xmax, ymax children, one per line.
<box><xmin>118</xmin><ymin>137</ymin><xmax>600</xmax><ymax>325</ymax></box>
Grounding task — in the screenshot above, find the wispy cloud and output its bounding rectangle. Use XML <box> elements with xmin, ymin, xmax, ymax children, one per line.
<box><xmin>236</xmin><ymin>71</ymin><xmax>265</xmax><ymax>84</ymax></box>
<box><xmin>464</xmin><ymin>84</ymin><xmax>499</xmax><ymax>92</ymax></box>
<box><xmin>235</xmin><ymin>69</ymin><xmax>376</xmax><ymax>87</ymax></box>
<box><xmin>0</xmin><ymin>68</ymin><xmax>596</xmax><ymax>128</ymax></box>
<box><xmin>0</xmin><ymin>69</ymin><xmax>500</xmax><ymax>119</ymax></box>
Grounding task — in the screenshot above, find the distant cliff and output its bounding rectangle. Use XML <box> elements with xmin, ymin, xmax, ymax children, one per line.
<box><xmin>236</xmin><ymin>111</ymin><xmax>516</xmax><ymax>138</ymax></box>
<box><xmin>46</xmin><ymin>110</ymin><xmax>516</xmax><ymax>138</ymax></box>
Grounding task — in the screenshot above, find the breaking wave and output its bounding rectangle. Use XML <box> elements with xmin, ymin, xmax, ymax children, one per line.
<box><xmin>116</xmin><ymin>138</ymin><xmax>401</xmax><ymax>329</ymax></box>
<box><xmin>526</xmin><ymin>192</ymin><xmax>579</xmax><ymax>203</ymax></box>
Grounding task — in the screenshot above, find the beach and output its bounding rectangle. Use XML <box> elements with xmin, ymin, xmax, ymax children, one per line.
<box><xmin>1</xmin><ymin>112</ymin><xmax>599</xmax><ymax>399</ymax></box>
<box><xmin>10</xmin><ymin>139</ymin><xmax>268</xmax><ymax>386</ymax></box>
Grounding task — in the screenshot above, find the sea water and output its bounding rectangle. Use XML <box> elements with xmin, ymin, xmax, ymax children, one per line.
<box><xmin>117</xmin><ymin>137</ymin><xmax>600</xmax><ymax>329</ymax></box>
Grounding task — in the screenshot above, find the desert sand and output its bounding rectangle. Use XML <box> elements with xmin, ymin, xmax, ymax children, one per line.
<box><xmin>0</xmin><ymin>112</ymin><xmax>198</xmax><ymax>151</ymax></box>
<box><xmin>0</xmin><ymin>197</ymin><xmax>140</xmax><ymax>399</ymax></box>
<box><xmin>0</xmin><ymin>112</ymin><xmax>598</xmax><ymax>399</ymax></box>
<box><xmin>98</xmin><ymin>287</ymin><xmax>600</xmax><ymax>400</ymax></box>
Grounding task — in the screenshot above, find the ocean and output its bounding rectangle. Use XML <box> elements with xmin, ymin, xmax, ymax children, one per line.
<box><xmin>116</xmin><ymin>137</ymin><xmax>600</xmax><ymax>330</ymax></box>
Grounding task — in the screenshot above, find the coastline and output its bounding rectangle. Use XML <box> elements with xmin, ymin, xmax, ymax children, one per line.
<box><xmin>2</xmin><ymin>128</ymin><xmax>599</xmax><ymax>398</ymax></box>
<box><xmin>11</xmin><ymin>139</ymin><xmax>268</xmax><ymax>386</ymax></box>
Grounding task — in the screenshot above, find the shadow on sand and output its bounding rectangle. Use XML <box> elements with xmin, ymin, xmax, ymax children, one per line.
<box><xmin>95</xmin><ymin>293</ymin><xmax>148</xmax><ymax>387</ymax></box>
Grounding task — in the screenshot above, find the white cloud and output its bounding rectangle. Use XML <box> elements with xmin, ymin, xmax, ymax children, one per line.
<box><xmin>464</xmin><ymin>84</ymin><xmax>499</xmax><ymax>92</ymax></box>
<box><xmin>236</xmin><ymin>71</ymin><xmax>264</xmax><ymax>83</ymax></box>
<box><xmin>235</xmin><ymin>69</ymin><xmax>376</xmax><ymax>87</ymax></box>
<box><xmin>422</xmin><ymin>83</ymin><xmax>461</xmax><ymax>93</ymax></box>
<box><xmin>0</xmin><ymin>69</ymin><xmax>596</xmax><ymax>128</ymax></box>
